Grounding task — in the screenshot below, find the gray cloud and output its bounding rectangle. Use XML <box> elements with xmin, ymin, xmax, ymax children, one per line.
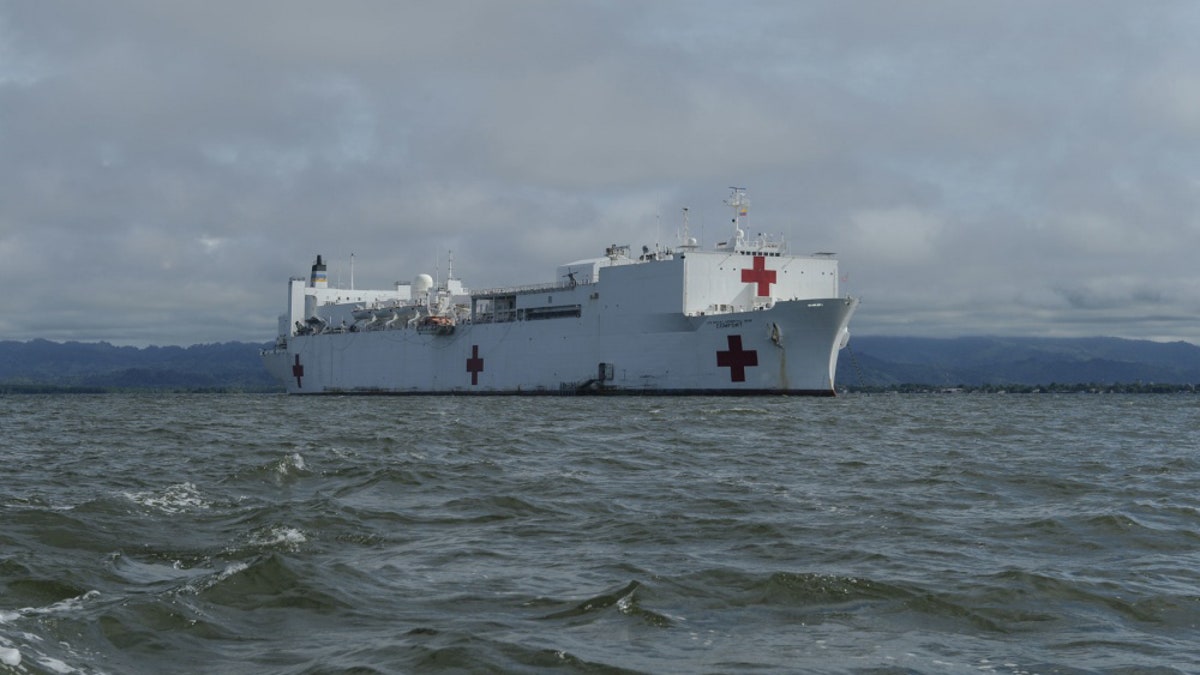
<box><xmin>2</xmin><ymin>1</ymin><xmax>1198</xmax><ymax>345</ymax></box>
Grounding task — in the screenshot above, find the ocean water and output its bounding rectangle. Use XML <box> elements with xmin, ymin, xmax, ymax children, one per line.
<box><xmin>1</xmin><ymin>393</ymin><xmax>1198</xmax><ymax>674</ymax></box>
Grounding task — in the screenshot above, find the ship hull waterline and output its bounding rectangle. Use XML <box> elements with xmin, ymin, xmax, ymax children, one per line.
<box><xmin>262</xmin><ymin>296</ymin><xmax>858</xmax><ymax>396</ymax></box>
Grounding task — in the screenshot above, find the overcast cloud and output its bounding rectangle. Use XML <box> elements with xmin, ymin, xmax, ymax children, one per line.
<box><xmin>3</xmin><ymin>1</ymin><xmax>1199</xmax><ymax>346</ymax></box>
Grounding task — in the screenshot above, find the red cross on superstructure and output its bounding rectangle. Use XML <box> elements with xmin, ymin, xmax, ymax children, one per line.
<box><xmin>716</xmin><ymin>335</ymin><xmax>758</xmax><ymax>382</ymax></box>
<box><xmin>466</xmin><ymin>345</ymin><xmax>484</xmax><ymax>385</ymax></box>
<box><xmin>741</xmin><ymin>255</ymin><xmax>777</xmax><ymax>296</ymax></box>
<box><xmin>292</xmin><ymin>355</ymin><xmax>304</xmax><ymax>388</ymax></box>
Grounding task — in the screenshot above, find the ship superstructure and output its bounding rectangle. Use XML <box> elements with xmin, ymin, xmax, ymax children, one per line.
<box><xmin>262</xmin><ymin>189</ymin><xmax>858</xmax><ymax>394</ymax></box>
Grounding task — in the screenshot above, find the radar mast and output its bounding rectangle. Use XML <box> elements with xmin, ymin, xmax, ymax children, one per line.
<box><xmin>724</xmin><ymin>187</ymin><xmax>749</xmax><ymax>249</ymax></box>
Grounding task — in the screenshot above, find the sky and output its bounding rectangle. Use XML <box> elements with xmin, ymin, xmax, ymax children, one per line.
<box><xmin>3</xmin><ymin>1</ymin><xmax>1199</xmax><ymax>347</ymax></box>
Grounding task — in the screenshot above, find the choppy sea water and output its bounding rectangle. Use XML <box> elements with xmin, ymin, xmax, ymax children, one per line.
<box><xmin>2</xmin><ymin>393</ymin><xmax>1198</xmax><ymax>674</ymax></box>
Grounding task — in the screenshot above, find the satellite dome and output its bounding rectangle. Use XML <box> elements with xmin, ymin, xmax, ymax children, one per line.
<box><xmin>413</xmin><ymin>274</ymin><xmax>434</xmax><ymax>295</ymax></box>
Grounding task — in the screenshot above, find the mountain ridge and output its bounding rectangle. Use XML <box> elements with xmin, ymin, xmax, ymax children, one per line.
<box><xmin>0</xmin><ymin>339</ymin><xmax>279</xmax><ymax>391</ymax></box>
<box><xmin>837</xmin><ymin>335</ymin><xmax>1200</xmax><ymax>388</ymax></box>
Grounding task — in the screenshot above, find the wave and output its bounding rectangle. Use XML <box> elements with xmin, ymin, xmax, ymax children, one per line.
<box><xmin>226</xmin><ymin>452</ymin><xmax>313</xmax><ymax>485</ymax></box>
<box><xmin>122</xmin><ymin>482</ymin><xmax>210</xmax><ymax>514</ymax></box>
<box><xmin>399</xmin><ymin>630</ymin><xmax>645</xmax><ymax>674</ymax></box>
<box><xmin>5</xmin><ymin>394</ymin><xmax>1200</xmax><ymax>673</ymax></box>
<box><xmin>195</xmin><ymin>553</ymin><xmax>350</xmax><ymax>613</ymax></box>
<box><xmin>244</xmin><ymin>524</ymin><xmax>309</xmax><ymax>551</ymax></box>
<box><xmin>0</xmin><ymin>589</ymin><xmax>103</xmax><ymax>674</ymax></box>
<box><xmin>538</xmin><ymin>580</ymin><xmax>673</xmax><ymax>628</ymax></box>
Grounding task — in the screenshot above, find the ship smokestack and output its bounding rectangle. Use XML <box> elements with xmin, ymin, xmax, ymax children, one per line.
<box><xmin>310</xmin><ymin>255</ymin><xmax>328</xmax><ymax>289</ymax></box>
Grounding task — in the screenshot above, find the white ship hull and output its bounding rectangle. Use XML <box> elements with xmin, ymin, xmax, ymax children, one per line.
<box><xmin>265</xmin><ymin>296</ymin><xmax>856</xmax><ymax>395</ymax></box>
<box><xmin>261</xmin><ymin>190</ymin><xmax>859</xmax><ymax>396</ymax></box>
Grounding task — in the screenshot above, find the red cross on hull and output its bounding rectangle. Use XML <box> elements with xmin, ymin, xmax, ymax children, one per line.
<box><xmin>466</xmin><ymin>345</ymin><xmax>484</xmax><ymax>385</ymax></box>
<box><xmin>716</xmin><ymin>335</ymin><xmax>758</xmax><ymax>382</ymax></box>
<box><xmin>741</xmin><ymin>255</ymin><xmax>777</xmax><ymax>296</ymax></box>
<box><xmin>292</xmin><ymin>355</ymin><xmax>304</xmax><ymax>388</ymax></box>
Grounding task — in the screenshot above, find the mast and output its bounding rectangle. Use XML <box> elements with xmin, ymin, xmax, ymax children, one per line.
<box><xmin>725</xmin><ymin>186</ymin><xmax>748</xmax><ymax>249</ymax></box>
<box><xmin>679</xmin><ymin>206</ymin><xmax>698</xmax><ymax>250</ymax></box>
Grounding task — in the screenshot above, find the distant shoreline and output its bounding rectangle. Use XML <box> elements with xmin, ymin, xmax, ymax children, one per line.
<box><xmin>844</xmin><ymin>383</ymin><xmax>1198</xmax><ymax>394</ymax></box>
<box><xmin>3</xmin><ymin>383</ymin><xmax>1194</xmax><ymax>395</ymax></box>
<box><xmin>0</xmin><ymin>384</ymin><xmax>283</xmax><ymax>395</ymax></box>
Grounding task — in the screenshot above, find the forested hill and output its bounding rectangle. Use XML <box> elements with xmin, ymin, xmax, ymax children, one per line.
<box><xmin>0</xmin><ymin>339</ymin><xmax>279</xmax><ymax>392</ymax></box>
<box><xmin>837</xmin><ymin>336</ymin><xmax>1200</xmax><ymax>389</ymax></box>
<box><xmin>2</xmin><ymin>336</ymin><xmax>1199</xmax><ymax>392</ymax></box>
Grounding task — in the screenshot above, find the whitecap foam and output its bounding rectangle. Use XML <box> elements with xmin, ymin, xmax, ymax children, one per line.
<box><xmin>5</xmin><ymin>590</ymin><xmax>100</xmax><ymax>622</ymax></box>
<box><xmin>279</xmin><ymin>453</ymin><xmax>306</xmax><ymax>474</ymax></box>
<box><xmin>263</xmin><ymin>453</ymin><xmax>311</xmax><ymax>484</ymax></box>
<box><xmin>616</xmin><ymin>592</ymin><xmax>634</xmax><ymax>614</ymax></box>
<box><xmin>36</xmin><ymin>655</ymin><xmax>75</xmax><ymax>674</ymax></box>
<box><xmin>178</xmin><ymin>561</ymin><xmax>250</xmax><ymax>595</ymax></box>
<box><xmin>0</xmin><ymin>590</ymin><xmax>100</xmax><ymax>672</ymax></box>
<box><xmin>40</xmin><ymin>591</ymin><xmax>100</xmax><ymax>616</ymax></box>
<box><xmin>123</xmin><ymin>482</ymin><xmax>210</xmax><ymax>514</ymax></box>
<box><xmin>2</xmin><ymin>630</ymin><xmax>92</xmax><ymax>674</ymax></box>
<box><xmin>218</xmin><ymin>561</ymin><xmax>250</xmax><ymax>580</ymax></box>
<box><xmin>249</xmin><ymin>526</ymin><xmax>308</xmax><ymax>550</ymax></box>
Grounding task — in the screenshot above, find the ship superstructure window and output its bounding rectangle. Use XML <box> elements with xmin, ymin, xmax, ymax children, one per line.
<box><xmin>522</xmin><ymin>305</ymin><xmax>582</xmax><ymax>321</ymax></box>
<box><xmin>471</xmin><ymin>294</ymin><xmax>519</xmax><ymax>323</ymax></box>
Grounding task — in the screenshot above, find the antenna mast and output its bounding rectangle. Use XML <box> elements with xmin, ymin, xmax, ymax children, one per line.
<box><xmin>725</xmin><ymin>187</ymin><xmax>748</xmax><ymax>248</ymax></box>
<box><xmin>679</xmin><ymin>206</ymin><xmax>698</xmax><ymax>250</ymax></box>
